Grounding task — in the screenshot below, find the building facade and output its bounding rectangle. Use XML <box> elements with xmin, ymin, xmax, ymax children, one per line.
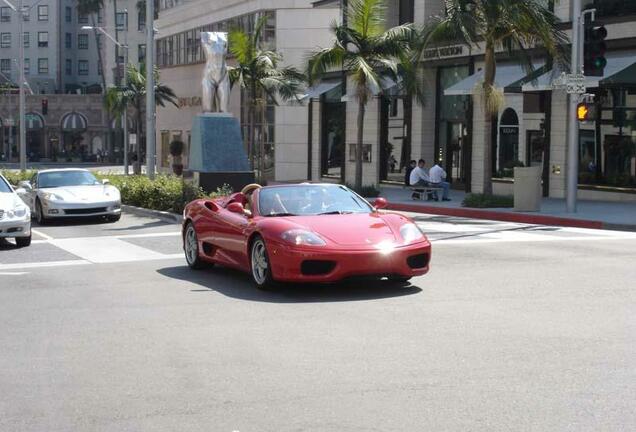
<box><xmin>155</xmin><ymin>0</ymin><xmax>636</xmax><ymax>202</ymax></box>
<box><xmin>0</xmin><ymin>0</ymin><xmax>146</xmax><ymax>163</ymax></box>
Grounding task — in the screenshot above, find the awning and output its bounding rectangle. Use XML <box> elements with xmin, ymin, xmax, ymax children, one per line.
<box><xmin>341</xmin><ymin>76</ymin><xmax>402</xmax><ymax>101</ymax></box>
<box><xmin>25</xmin><ymin>113</ymin><xmax>44</xmax><ymax>131</ymax></box>
<box><xmin>301</xmin><ymin>81</ymin><xmax>341</xmax><ymax>100</ymax></box>
<box><xmin>62</xmin><ymin>112</ymin><xmax>88</xmax><ymax>132</ymax></box>
<box><xmin>111</xmin><ymin>116</ymin><xmax>135</xmax><ymax>130</ymax></box>
<box><xmin>522</xmin><ymin>52</ymin><xmax>636</xmax><ymax>91</ymax></box>
<box><xmin>445</xmin><ymin>63</ymin><xmax>544</xmax><ymax>96</ymax></box>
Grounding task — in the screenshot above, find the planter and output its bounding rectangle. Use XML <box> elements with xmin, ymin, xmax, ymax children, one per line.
<box><xmin>172</xmin><ymin>164</ymin><xmax>184</xmax><ymax>176</ymax></box>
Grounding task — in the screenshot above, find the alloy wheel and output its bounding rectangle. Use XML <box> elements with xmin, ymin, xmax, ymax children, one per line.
<box><xmin>251</xmin><ymin>239</ymin><xmax>269</xmax><ymax>286</ymax></box>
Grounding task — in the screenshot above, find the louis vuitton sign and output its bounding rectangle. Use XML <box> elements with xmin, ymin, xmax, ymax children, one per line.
<box><xmin>423</xmin><ymin>45</ymin><xmax>465</xmax><ymax>60</ymax></box>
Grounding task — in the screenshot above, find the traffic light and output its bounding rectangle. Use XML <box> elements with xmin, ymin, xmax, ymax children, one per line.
<box><xmin>577</xmin><ymin>102</ymin><xmax>596</xmax><ymax>122</ymax></box>
<box><xmin>41</xmin><ymin>98</ymin><xmax>48</xmax><ymax>115</ymax></box>
<box><xmin>584</xmin><ymin>24</ymin><xmax>607</xmax><ymax>77</ymax></box>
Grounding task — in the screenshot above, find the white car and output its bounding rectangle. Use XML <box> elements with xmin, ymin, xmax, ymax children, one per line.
<box><xmin>0</xmin><ymin>173</ymin><xmax>31</xmax><ymax>247</ymax></box>
<box><xmin>18</xmin><ymin>169</ymin><xmax>122</xmax><ymax>225</ymax></box>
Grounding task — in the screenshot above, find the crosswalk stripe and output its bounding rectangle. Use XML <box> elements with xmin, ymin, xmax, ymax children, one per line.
<box><xmin>0</xmin><ymin>260</ymin><xmax>92</xmax><ymax>270</ymax></box>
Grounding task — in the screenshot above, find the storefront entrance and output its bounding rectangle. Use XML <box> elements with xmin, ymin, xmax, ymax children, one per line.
<box><xmin>320</xmin><ymin>85</ymin><xmax>346</xmax><ymax>181</ymax></box>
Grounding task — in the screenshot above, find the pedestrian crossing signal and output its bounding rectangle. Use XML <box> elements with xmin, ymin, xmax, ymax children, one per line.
<box><xmin>577</xmin><ymin>103</ymin><xmax>596</xmax><ymax>122</ymax></box>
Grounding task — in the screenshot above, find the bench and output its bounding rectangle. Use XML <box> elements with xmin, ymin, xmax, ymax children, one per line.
<box><xmin>409</xmin><ymin>186</ymin><xmax>444</xmax><ymax>201</ymax></box>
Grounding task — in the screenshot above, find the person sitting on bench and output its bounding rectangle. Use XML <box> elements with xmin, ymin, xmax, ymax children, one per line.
<box><xmin>404</xmin><ymin>160</ymin><xmax>416</xmax><ymax>187</ymax></box>
<box><xmin>409</xmin><ymin>159</ymin><xmax>435</xmax><ymax>200</ymax></box>
<box><xmin>429</xmin><ymin>162</ymin><xmax>451</xmax><ymax>201</ymax></box>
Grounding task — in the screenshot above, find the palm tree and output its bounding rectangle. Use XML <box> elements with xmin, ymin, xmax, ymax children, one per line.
<box><xmin>308</xmin><ymin>0</ymin><xmax>421</xmax><ymax>191</ymax></box>
<box><xmin>422</xmin><ymin>0</ymin><xmax>568</xmax><ymax>195</ymax></box>
<box><xmin>228</xmin><ymin>15</ymin><xmax>304</xmax><ymax>182</ymax></box>
<box><xmin>105</xmin><ymin>64</ymin><xmax>178</xmax><ymax>174</ymax></box>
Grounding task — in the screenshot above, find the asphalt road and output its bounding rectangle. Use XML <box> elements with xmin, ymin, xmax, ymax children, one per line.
<box><xmin>1</xmin><ymin>213</ymin><xmax>635</xmax><ymax>431</ymax></box>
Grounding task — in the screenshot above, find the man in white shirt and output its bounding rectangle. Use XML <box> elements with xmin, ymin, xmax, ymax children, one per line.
<box><xmin>429</xmin><ymin>163</ymin><xmax>451</xmax><ymax>201</ymax></box>
<box><xmin>409</xmin><ymin>159</ymin><xmax>434</xmax><ymax>200</ymax></box>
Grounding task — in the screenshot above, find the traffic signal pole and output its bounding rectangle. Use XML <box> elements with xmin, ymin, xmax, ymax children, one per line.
<box><xmin>566</xmin><ymin>0</ymin><xmax>583</xmax><ymax>213</ymax></box>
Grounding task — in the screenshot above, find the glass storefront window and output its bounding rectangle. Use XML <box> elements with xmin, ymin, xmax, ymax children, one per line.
<box><xmin>579</xmin><ymin>88</ymin><xmax>636</xmax><ymax>188</ymax></box>
<box><xmin>157</xmin><ymin>11</ymin><xmax>276</xmax><ymax>68</ymax></box>
<box><xmin>320</xmin><ymin>83</ymin><xmax>345</xmax><ymax>179</ymax></box>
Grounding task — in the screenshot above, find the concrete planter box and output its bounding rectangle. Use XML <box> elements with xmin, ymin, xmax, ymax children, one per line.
<box><xmin>514</xmin><ymin>167</ymin><xmax>542</xmax><ymax>212</ymax></box>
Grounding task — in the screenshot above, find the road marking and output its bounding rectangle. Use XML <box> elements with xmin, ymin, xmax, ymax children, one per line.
<box><xmin>31</xmin><ymin>229</ymin><xmax>54</xmax><ymax>241</ymax></box>
<box><xmin>0</xmin><ymin>271</ymin><xmax>28</xmax><ymax>275</ymax></box>
<box><xmin>434</xmin><ymin>234</ymin><xmax>636</xmax><ymax>245</ymax></box>
<box><xmin>50</xmin><ymin>237</ymin><xmax>169</xmax><ymax>264</ymax></box>
<box><xmin>0</xmin><ymin>260</ymin><xmax>91</xmax><ymax>270</ymax></box>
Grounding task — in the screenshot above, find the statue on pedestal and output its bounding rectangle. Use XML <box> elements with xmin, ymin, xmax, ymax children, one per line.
<box><xmin>201</xmin><ymin>32</ymin><xmax>231</xmax><ymax>113</ymax></box>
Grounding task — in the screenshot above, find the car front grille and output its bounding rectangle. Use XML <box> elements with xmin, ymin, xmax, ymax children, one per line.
<box><xmin>64</xmin><ymin>207</ymin><xmax>108</xmax><ymax>215</ymax></box>
<box><xmin>301</xmin><ymin>260</ymin><xmax>336</xmax><ymax>276</ymax></box>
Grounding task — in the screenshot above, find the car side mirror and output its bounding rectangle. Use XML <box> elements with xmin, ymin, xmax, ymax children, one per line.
<box><xmin>18</xmin><ymin>181</ymin><xmax>32</xmax><ymax>191</ymax></box>
<box><xmin>102</xmin><ymin>179</ymin><xmax>111</xmax><ymax>185</ymax></box>
<box><xmin>15</xmin><ymin>187</ymin><xmax>27</xmax><ymax>195</ymax></box>
<box><xmin>373</xmin><ymin>197</ymin><xmax>388</xmax><ymax>210</ymax></box>
<box><xmin>227</xmin><ymin>202</ymin><xmax>247</xmax><ymax>215</ymax></box>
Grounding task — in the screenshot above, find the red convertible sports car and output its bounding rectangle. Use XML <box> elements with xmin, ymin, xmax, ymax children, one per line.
<box><xmin>182</xmin><ymin>183</ymin><xmax>431</xmax><ymax>289</ymax></box>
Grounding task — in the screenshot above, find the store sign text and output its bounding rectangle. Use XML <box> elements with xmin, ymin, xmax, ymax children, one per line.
<box><xmin>423</xmin><ymin>45</ymin><xmax>464</xmax><ymax>59</ymax></box>
<box><xmin>177</xmin><ymin>96</ymin><xmax>202</xmax><ymax>108</ymax></box>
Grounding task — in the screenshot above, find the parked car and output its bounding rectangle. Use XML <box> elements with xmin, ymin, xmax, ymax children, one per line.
<box><xmin>18</xmin><ymin>169</ymin><xmax>121</xmax><ymax>225</ymax></box>
<box><xmin>0</xmin><ymin>173</ymin><xmax>31</xmax><ymax>247</ymax></box>
<box><xmin>182</xmin><ymin>183</ymin><xmax>431</xmax><ymax>289</ymax></box>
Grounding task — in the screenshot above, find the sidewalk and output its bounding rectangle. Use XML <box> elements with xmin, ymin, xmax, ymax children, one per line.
<box><xmin>380</xmin><ymin>185</ymin><xmax>636</xmax><ymax>231</ymax></box>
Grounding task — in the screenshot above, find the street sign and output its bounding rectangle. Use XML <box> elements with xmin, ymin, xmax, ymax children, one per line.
<box><xmin>552</xmin><ymin>73</ymin><xmax>587</xmax><ymax>94</ymax></box>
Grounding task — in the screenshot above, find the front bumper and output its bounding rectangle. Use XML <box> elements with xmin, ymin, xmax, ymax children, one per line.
<box><xmin>0</xmin><ymin>215</ymin><xmax>31</xmax><ymax>238</ymax></box>
<box><xmin>41</xmin><ymin>199</ymin><xmax>121</xmax><ymax>218</ymax></box>
<box><xmin>268</xmin><ymin>240</ymin><xmax>432</xmax><ymax>283</ymax></box>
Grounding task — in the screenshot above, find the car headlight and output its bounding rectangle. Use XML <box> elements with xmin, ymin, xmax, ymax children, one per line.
<box><xmin>104</xmin><ymin>187</ymin><xmax>120</xmax><ymax>199</ymax></box>
<box><xmin>42</xmin><ymin>192</ymin><xmax>64</xmax><ymax>201</ymax></box>
<box><xmin>13</xmin><ymin>206</ymin><xmax>28</xmax><ymax>218</ymax></box>
<box><xmin>281</xmin><ymin>229</ymin><xmax>326</xmax><ymax>246</ymax></box>
<box><xmin>400</xmin><ymin>223</ymin><xmax>424</xmax><ymax>243</ymax></box>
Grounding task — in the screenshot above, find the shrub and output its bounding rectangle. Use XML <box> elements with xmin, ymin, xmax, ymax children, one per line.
<box><xmin>0</xmin><ymin>170</ymin><xmax>37</xmax><ymax>186</ymax></box>
<box><xmin>462</xmin><ymin>193</ymin><xmax>514</xmax><ymax>208</ymax></box>
<box><xmin>169</xmin><ymin>140</ymin><xmax>184</xmax><ymax>157</ymax></box>
<box><xmin>98</xmin><ymin>174</ymin><xmax>231</xmax><ymax>214</ymax></box>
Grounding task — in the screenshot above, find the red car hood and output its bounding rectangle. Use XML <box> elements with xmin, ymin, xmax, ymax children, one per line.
<box><xmin>287</xmin><ymin>213</ymin><xmax>397</xmax><ymax>247</ymax></box>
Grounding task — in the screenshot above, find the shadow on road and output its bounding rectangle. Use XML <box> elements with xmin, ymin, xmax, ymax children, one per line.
<box><xmin>157</xmin><ymin>265</ymin><xmax>423</xmax><ymax>303</ymax></box>
<box><xmin>32</xmin><ymin>216</ymin><xmax>117</xmax><ymax>227</ymax></box>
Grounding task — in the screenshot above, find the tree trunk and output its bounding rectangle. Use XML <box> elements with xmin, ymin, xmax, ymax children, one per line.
<box><xmin>258</xmin><ymin>104</ymin><xmax>265</xmax><ymax>184</ymax></box>
<box><xmin>135</xmin><ymin>99</ymin><xmax>142</xmax><ymax>175</ymax></box>
<box><xmin>355</xmin><ymin>96</ymin><xmax>366</xmax><ymax>191</ymax></box>
<box><xmin>482</xmin><ymin>42</ymin><xmax>496</xmax><ymax>196</ymax></box>
<box><xmin>91</xmin><ymin>14</ymin><xmax>110</xmax><ymax>163</ymax></box>
<box><xmin>248</xmin><ymin>102</ymin><xmax>256</xmax><ymax>172</ymax></box>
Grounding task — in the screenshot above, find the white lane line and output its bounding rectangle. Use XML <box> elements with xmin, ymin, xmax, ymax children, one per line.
<box><xmin>29</xmin><ymin>231</ymin><xmax>181</xmax><ymax>245</ymax></box>
<box><xmin>433</xmin><ymin>234</ymin><xmax>636</xmax><ymax>245</ymax></box>
<box><xmin>49</xmin><ymin>237</ymin><xmax>168</xmax><ymax>264</ymax></box>
<box><xmin>31</xmin><ymin>229</ymin><xmax>54</xmax><ymax>241</ymax></box>
<box><xmin>0</xmin><ymin>271</ymin><xmax>28</xmax><ymax>275</ymax></box>
<box><xmin>0</xmin><ymin>260</ymin><xmax>91</xmax><ymax>270</ymax></box>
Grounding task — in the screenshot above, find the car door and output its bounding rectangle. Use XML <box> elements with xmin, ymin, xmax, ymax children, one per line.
<box><xmin>213</xmin><ymin>204</ymin><xmax>251</xmax><ymax>270</ymax></box>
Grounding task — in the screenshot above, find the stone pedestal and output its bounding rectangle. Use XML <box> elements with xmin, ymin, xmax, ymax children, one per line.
<box><xmin>189</xmin><ymin>113</ymin><xmax>254</xmax><ymax>193</ymax></box>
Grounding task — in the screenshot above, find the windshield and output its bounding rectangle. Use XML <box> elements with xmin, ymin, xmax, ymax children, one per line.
<box><xmin>258</xmin><ymin>185</ymin><xmax>373</xmax><ymax>217</ymax></box>
<box><xmin>0</xmin><ymin>176</ymin><xmax>12</xmax><ymax>193</ymax></box>
<box><xmin>39</xmin><ymin>171</ymin><xmax>100</xmax><ymax>188</ymax></box>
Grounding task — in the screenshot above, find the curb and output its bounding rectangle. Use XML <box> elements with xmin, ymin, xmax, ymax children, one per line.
<box><xmin>122</xmin><ymin>204</ymin><xmax>183</xmax><ymax>224</ymax></box>
<box><xmin>386</xmin><ymin>202</ymin><xmax>611</xmax><ymax>230</ymax></box>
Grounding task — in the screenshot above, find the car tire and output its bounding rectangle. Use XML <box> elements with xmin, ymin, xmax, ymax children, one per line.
<box><xmin>107</xmin><ymin>214</ymin><xmax>121</xmax><ymax>223</ymax></box>
<box><xmin>15</xmin><ymin>235</ymin><xmax>31</xmax><ymax>248</ymax></box>
<box><xmin>184</xmin><ymin>222</ymin><xmax>207</xmax><ymax>270</ymax></box>
<box><xmin>35</xmin><ymin>199</ymin><xmax>47</xmax><ymax>225</ymax></box>
<box><xmin>250</xmin><ymin>235</ymin><xmax>276</xmax><ymax>290</ymax></box>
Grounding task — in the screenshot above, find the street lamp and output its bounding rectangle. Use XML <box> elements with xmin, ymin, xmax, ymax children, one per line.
<box><xmin>82</xmin><ymin>25</ymin><xmax>131</xmax><ymax>175</ymax></box>
<box><xmin>2</xmin><ymin>0</ymin><xmax>46</xmax><ymax>170</ymax></box>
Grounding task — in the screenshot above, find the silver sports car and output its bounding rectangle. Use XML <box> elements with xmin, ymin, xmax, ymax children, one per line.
<box><xmin>19</xmin><ymin>169</ymin><xmax>121</xmax><ymax>225</ymax></box>
<box><xmin>0</xmin><ymin>173</ymin><xmax>31</xmax><ymax>247</ymax></box>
